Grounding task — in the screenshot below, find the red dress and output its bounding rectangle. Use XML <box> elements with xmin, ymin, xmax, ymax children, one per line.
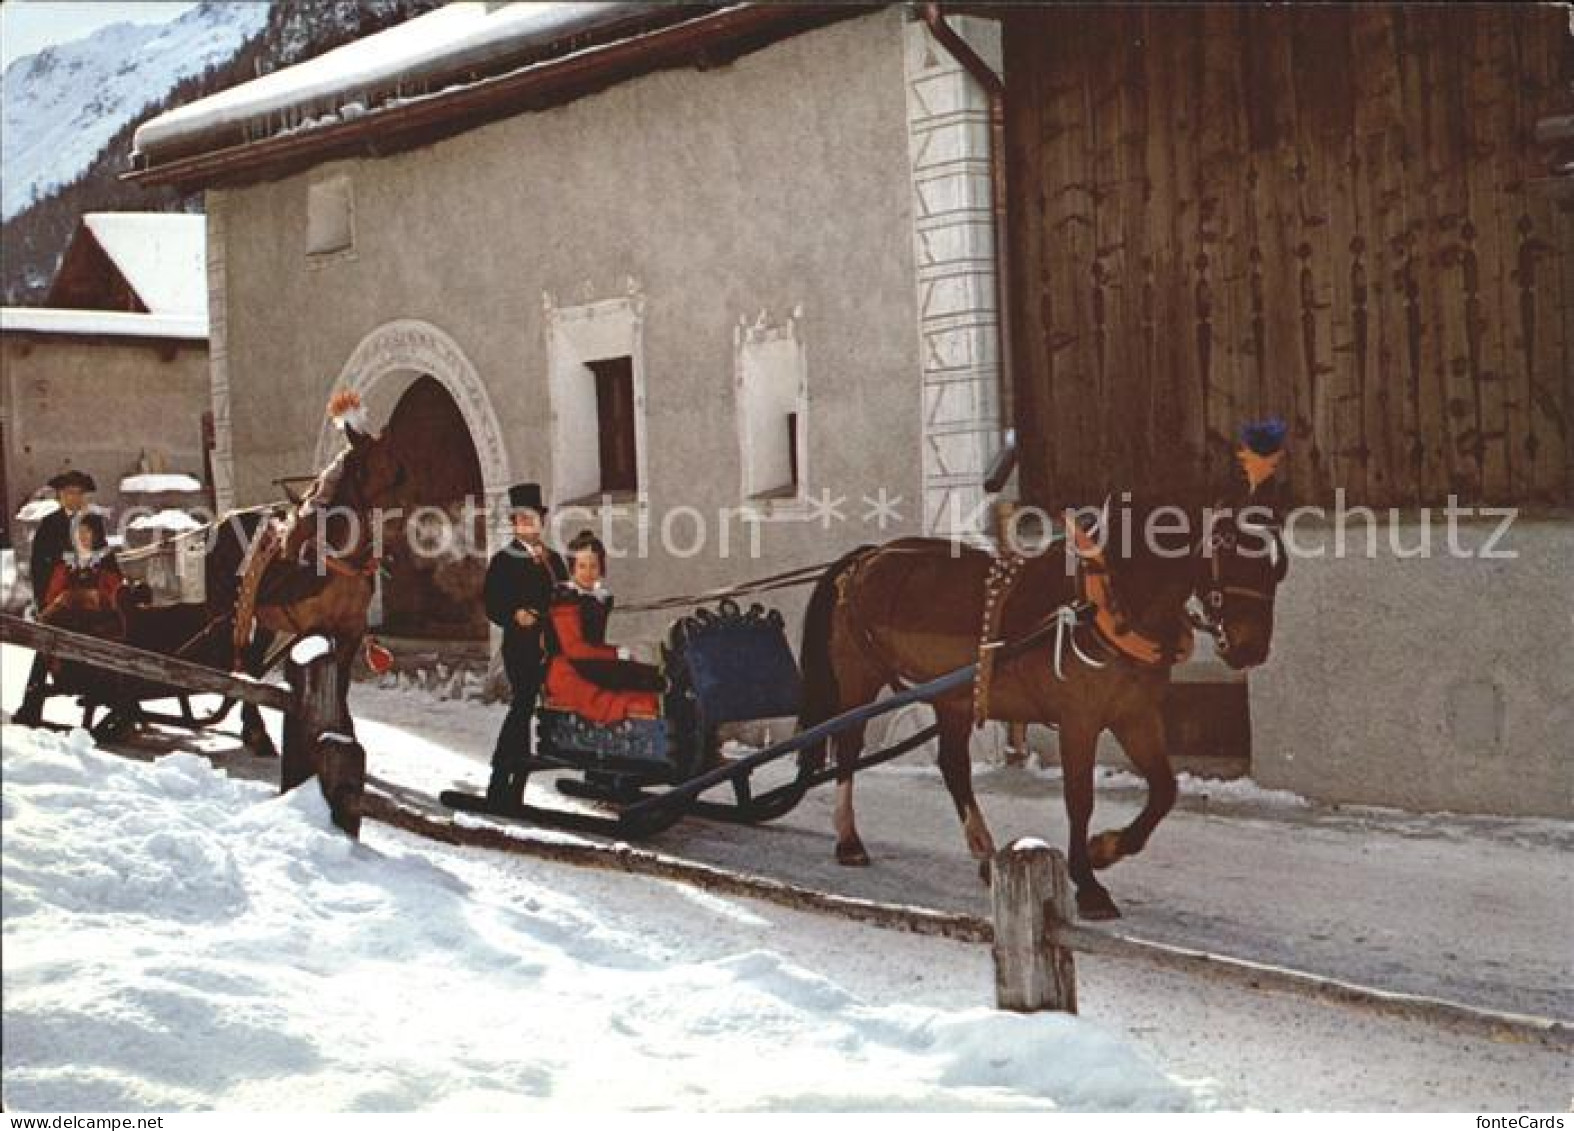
<box><xmin>543</xmin><ymin>587</ymin><xmax>662</xmax><ymax>724</ymax></box>
<box><xmin>43</xmin><ymin>552</ymin><xmax>125</xmax><ymax>612</ymax></box>
<box><xmin>40</xmin><ymin>551</ymin><xmax>127</xmax><ymax>640</ymax></box>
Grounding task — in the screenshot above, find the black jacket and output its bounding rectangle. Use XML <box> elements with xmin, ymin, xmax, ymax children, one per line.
<box><xmin>30</xmin><ymin>507</ymin><xmax>108</xmax><ymax>606</ymax></box>
<box><xmin>483</xmin><ymin>538</ymin><xmax>566</xmax><ymax>659</ymax></box>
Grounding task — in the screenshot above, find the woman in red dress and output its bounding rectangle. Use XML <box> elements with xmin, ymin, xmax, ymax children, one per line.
<box><xmin>39</xmin><ymin>511</ymin><xmax>128</xmax><ymax>639</ymax></box>
<box><xmin>543</xmin><ymin>531</ymin><xmax>663</xmax><ymax>724</ymax></box>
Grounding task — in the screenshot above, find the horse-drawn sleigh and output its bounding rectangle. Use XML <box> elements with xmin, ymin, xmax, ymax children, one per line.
<box><xmin>15</xmin><ymin>389</ymin><xmax>406</xmax><ymax>751</ymax></box>
<box><xmin>10</xmin><ymin>391</ymin><xmax>1290</xmax><ymax>922</ymax></box>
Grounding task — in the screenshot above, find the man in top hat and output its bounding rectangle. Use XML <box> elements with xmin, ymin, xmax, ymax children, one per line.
<box><xmin>481</xmin><ymin>483</ymin><xmax>567</xmax><ymax>809</ymax></box>
<box><xmin>13</xmin><ymin>469</ymin><xmax>108</xmax><ymax>726</ymax></box>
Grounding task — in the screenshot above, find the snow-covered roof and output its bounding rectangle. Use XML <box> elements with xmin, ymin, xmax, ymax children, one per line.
<box><xmin>128</xmin><ymin>509</ymin><xmax>205</xmax><ymax>533</ymax></box>
<box><xmin>121</xmin><ymin>472</ymin><xmax>204</xmax><ymax>493</ymax></box>
<box><xmin>82</xmin><ymin>213</ymin><xmax>206</xmax><ymax>316</ymax></box>
<box><xmin>15</xmin><ymin>499</ymin><xmax>60</xmax><ymax>522</ymax></box>
<box><xmin>134</xmin><ymin>2</ymin><xmax>653</xmax><ymax>161</ymax></box>
<box><xmin>0</xmin><ymin>307</ymin><xmax>206</xmax><ymax>342</ymax></box>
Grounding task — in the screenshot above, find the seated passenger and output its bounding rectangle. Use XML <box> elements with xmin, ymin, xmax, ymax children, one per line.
<box><xmin>544</xmin><ymin>531</ymin><xmax>663</xmax><ymax>724</ymax></box>
<box><xmin>40</xmin><ymin>511</ymin><xmax>127</xmax><ymax>639</ymax></box>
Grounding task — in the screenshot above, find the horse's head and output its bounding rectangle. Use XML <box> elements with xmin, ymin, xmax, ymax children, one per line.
<box><xmin>283</xmin><ymin>390</ymin><xmax>409</xmax><ymax>576</ymax></box>
<box><xmin>327</xmin><ymin>389</ymin><xmax>408</xmax><ymax>514</ymax></box>
<box><xmin>1193</xmin><ymin>419</ymin><xmax>1290</xmax><ymax>670</ymax></box>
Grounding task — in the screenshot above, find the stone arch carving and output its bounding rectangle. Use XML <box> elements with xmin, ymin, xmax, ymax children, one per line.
<box><xmin>315</xmin><ymin>319</ymin><xmax>511</xmax><ymax>643</ymax></box>
<box><xmin>314</xmin><ymin>318</ymin><xmax>511</xmax><ymax>529</ymax></box>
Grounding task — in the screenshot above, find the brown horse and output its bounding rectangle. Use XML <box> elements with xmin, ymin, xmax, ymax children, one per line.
<box><xmin>95</xmin><ymin>394</ymin><xmax>409</xmax><ymax>755</ymax></box>
<box><xmin>795</xmin><ymin>465</ymin><xmax>1288</xmax><ymax>920</ymax></box>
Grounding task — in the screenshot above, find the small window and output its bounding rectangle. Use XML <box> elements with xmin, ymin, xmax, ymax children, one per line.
<box><xmin>738</xmin><ymin>331</ymin><xmax>807</xmax><ymax>501</ymax></box>
<box><xmin>588</xmin><ymin>356</ymin><xmax>638</xmax><ymax>495</ymax></box>
<box><xmin>306</xmin><ymin>176</ymin><xmax>354</xmax><ymax>256</ymax></box>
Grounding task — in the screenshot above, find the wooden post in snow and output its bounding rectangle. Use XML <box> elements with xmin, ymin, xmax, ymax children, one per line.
<box><xmin>990</xmin><ymin>838</ymin><xmax>1077</xmax><ymax>1013</ymax></box>
<box><xmin>282</xmin><ymin>635</ymin><xmax>365</xmax><ymax>839</ymax></box>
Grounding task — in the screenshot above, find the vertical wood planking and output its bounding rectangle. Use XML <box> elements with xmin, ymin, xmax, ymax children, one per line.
<box><xmin>1352</xmin><ymin>8</ymin><xmax>1406</xmax><ymax>505</ymax></box>
<box><xmin>1197</xmin><ymin>4</ymin><xmax>1240</xmax><ymax>479</ymax></box>
<box><xmin>1251</xmin><ymin>14</ymin><xmax>1311</xmax><ymax>498</ymax></box>
<box><xmin>1463</xmin><ymin>10</ymin><xmax>1512</xmax><ymax>501</ymax></box>
<box><xmin>1001</xmin><ymin>5</ymin><xmax>1567</xmax><ymax>509</ymax></box>
<box><xmin>1515</xmin><ymin>14</ymin><xmax>1572</xmax><ymax>501</ymax></box>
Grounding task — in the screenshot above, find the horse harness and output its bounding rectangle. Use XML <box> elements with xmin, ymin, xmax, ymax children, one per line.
<box><xmin>827</xmin><ymin>534</ymin><xmax>1195</xmax><ymax>727</ymax></box>
<box><xmin>971</xmin><ymin>517</ymin><xmax>1209</xmax><ymax>724</ymax></box>
<box><xmin>228</xmin><ymin>458</ymin><xmax>381</xmax><ymax>667</ymax></box>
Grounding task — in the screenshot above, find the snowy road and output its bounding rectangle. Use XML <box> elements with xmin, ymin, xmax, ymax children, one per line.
<box><xmin>3</xmin><ymin>647</ymin><xmax>1570</xmax><ymax>1110</ymax></box>
<box><xmin>331</xmin><ymin>681</ymin><xmax>1574</xmax><ymax>1023</ymax></box>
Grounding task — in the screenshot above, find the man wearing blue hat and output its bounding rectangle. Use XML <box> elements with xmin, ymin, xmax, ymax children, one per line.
<box><xmin>481</xmin><ymin>483</ymin><xmax>567</xmax><ymax>809</ymax></box>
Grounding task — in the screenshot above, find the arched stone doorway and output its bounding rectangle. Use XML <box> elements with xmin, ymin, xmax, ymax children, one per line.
<box><xmin>381</xmin><ymin>375</ymin><xmax>488</xmax><ymax>639</ymax></box>
<box><xmin>316</xmin><ymin>319</ymin><xmax>511</xmax><ymax>643</ymax></box>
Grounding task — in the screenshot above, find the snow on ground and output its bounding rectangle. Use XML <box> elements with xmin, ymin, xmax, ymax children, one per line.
<box><xmin>1</xmin><ymin>722</ymin><xmax>1206</xmax><ymax>1113</ymax></box>
<box><xmin>885</xmin><ymin>757</ymin><xmax>1313</xmax><ymax>810</ymax></box>
<box><xmin>2</xmin><ymin>646</ymin><xmax>1569</xmax><ymax>1109</ymax></box>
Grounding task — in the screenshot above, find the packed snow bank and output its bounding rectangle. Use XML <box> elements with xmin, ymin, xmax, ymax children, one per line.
<box><xmin>1</xmin><ymin>723</ymin><xmax>1206</xmax><ymax>1112</ymax></box>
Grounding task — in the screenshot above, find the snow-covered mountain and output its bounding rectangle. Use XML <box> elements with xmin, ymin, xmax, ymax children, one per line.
<box><xmin>1</xmin><ymin>2</ymin><xmax>270</xmax><ymax>219</ymax></box>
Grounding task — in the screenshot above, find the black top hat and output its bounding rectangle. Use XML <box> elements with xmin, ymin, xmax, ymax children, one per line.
<box><xmin>507</xmin><ymin>482</ymin><xmax>548</xmax><ymax>514</ymax></box>
<box><xmin>47</xmin><ymin>469</ymin><xmax>96</xmax><ymax>492</ymax></box>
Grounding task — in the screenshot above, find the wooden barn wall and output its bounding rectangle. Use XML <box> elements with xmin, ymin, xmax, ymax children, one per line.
<box><xmin>1004</xmin><ymin>5</ymin><xmax>1572</xmax><ymax>509</ymax></box>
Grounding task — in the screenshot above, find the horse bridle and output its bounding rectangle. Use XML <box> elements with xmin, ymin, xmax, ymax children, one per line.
<box><xmin>1190</xmin><ymin>518</ymin><xmax>1286</xmax><ymax>653</ymax></box>
<box><xmin>295</xmin><ymin>443</ymin><xmax>400</xmax><ymax>580</ymax></box>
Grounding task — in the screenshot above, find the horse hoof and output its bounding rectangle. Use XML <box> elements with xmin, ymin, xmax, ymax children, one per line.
<box><xmin>977</xmin><ymin>858</ymin><xmax>993</xmax><ymax>886</ymax></box>
<box><xmin>836</xmin><ymin>841</ymin><xmax>871</xmax><ymax>867</ymax></box>
<box><xmin>1076</xmin><ymin>888</ymin><xmax>1122</xmax><ymax>921</ymax></box>
<box><xmin>1088</xmin><ymin>830</ymin><xmax>1125</xmax><ymax>871</ymax></box>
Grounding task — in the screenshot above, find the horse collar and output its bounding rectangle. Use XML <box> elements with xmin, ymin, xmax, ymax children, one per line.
<box><xmin>1067</xmin><ymin>518</ymin><xmax>1194</xmax><ymax>671</ymax></box>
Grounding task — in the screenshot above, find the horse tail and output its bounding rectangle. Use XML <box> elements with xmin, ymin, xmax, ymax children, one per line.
<box><xmin>796</xmin><ymin>545</ymin><xmax>871</xmax><ymax>772</ymax></box>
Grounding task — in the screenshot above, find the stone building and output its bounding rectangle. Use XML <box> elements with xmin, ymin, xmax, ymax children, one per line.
<box><xmin>130</xmin><ymin>4</ymin><xmax>1009</xmax><ymax>653</ymax></box>
<box><xmin>2</xmin><ymin>212</ymin><xmax>211</xmax><ymax>544</ymax></box>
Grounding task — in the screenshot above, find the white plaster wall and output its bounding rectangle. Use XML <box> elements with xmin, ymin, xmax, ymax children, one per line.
<box><xmin>1251</xmin><ymin>516</ymin><xmax>1574</xmax><ymax>817</ymax></box>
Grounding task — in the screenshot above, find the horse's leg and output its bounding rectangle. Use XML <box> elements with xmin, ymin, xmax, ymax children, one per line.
<box><xmin>935</xmin><ymin>707</ymin><xmax>997</xmax><ymax>882</ymax></box>
<box><xmin>821</xmin><ymin>631</ymin><xmax>886</xmax><ymax>867</ymax></box>
<box><xmin>1091</xmin><ymin>707</ymin><xmax>1176</xmax><ymax>870</ymax></box>
<box><xmin>1059</xmin><ymin>715</ymin><xmax>1121</xmax><ymax>920</ymax></box>
<box><xmin>333</xmin><ymin>634</ymin><xmax>361</xmax><ymax>738</ymax></box>
<box><xmin>832</xmin><ymin>720</ymin><xmax>872</xmax><ymax>866</ymax></box>
<box><xmin>239</xmin><ymin>631</ymin><xmax>279</xmax><ymax>758</ymax></box>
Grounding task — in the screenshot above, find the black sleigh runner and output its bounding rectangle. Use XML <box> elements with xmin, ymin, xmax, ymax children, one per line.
<box><xmin>441</xmin><ymin>598</ymin><xmax>814</xmax><ymax>836</ymax></box>
<box><xmin>437</xmin><ymin>585</ymin><xmax>1055</xmax><ymax>838</ymax></box>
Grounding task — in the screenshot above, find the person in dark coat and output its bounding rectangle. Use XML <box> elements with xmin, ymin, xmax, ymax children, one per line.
<box><xmin>482</xmin><ymin>482</ymin><xmax>566</xmax><ymax>808</ymax></box>
<box><xmin>13</xmin><ymin>470</ymin><xmax>106</xmax><ymax>726</ymax></box>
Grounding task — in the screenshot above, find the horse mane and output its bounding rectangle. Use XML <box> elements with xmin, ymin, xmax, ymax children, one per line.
<box><xmin>1092</xmin><ymin>491</ymin><xmax>1207</xmax><ymax>649</ymax></box>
